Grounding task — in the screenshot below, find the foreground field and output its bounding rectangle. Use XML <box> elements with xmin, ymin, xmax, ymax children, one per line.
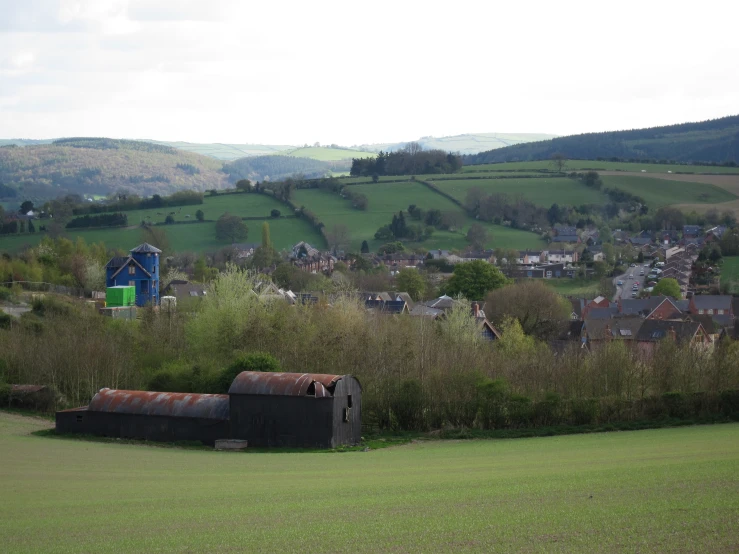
<box><xmin>1</xmin><ymin>412</ymin><xmax>737</xmax><ymax>553</ymax></box>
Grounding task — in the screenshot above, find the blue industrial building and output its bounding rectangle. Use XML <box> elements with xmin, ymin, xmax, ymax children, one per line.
<box><xmin>105</xmin><ymin>243</ymin><xmax>161</xmax><ymax>307</ymax></box>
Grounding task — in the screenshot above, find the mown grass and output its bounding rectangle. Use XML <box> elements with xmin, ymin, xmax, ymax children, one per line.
<box><xmin>292</xmin><ymin>185</ymin><xmax>543</xmax><ymax>252</ymax></box>
<box><xmin>543</xmin><ymin>278</ymin><xmax>602</xmax><ymax>297</ymax></box>
<box><xmin>1</xmin><ymin>412</ymin><xmax>738</xmax><ymax>553</ymax></box>
<box><xmin>721</xmin><ymin>256</ymin><xmax>739</xmax><ymax>281</ymax></box>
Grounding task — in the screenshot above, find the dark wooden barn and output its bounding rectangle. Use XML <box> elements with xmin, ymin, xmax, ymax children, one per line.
<box><xmin>228</xmin><ymin>372</ymin><xmax>362</xmax><ymax>448</ymax></box>
<box><xmin>55</xmin><ymin>388</ymin><xmax>230</xmax><ymax>446</ymax></box>
<box><xmin>54</xmin><ymin>372</ymin><xmax>362</xmax><ymax>448</ymax></box>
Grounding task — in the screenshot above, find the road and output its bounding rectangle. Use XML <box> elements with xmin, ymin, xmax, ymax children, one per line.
<box><xmin>612</xmin><ymin>264</ymin><xmax>651</xmax><ymax>301</ymax></box>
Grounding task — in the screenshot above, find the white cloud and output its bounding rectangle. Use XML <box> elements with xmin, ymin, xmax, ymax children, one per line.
<box><xmin>0</xmin><ymin>0</ymin><xmax>737</xmax><ymax>144</ymax></box>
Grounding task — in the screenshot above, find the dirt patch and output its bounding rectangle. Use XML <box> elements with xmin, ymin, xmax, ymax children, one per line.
<box><xmin>597</xmin><ymin>171</ymin><xmax>739</xmax><ymax>193</ymax></box>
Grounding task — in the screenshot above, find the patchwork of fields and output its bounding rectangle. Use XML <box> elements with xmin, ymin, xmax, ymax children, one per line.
<box><xmin>1</xmin><ymin>412</ymin><xmax>737</xmax><ymax>553</ymax></box>
<box><xmin>3</xmin><ymin>159</ymin><xmax>739</xmax><ymax>255</ymax></box>
<box><xmin>292</xmin><ymin>184</ymin><xmax>543</xmax><ymax>251</ymax></box>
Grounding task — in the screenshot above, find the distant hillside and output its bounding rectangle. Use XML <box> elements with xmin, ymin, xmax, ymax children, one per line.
<box><xmin>223</xmin><ymin>155</ymin><xmax>334</xmax><ymax>183</ymax></box>
<box><xmin>142</xmin><ymin>140</ymin><xmax>295</xmax><ymax>160</ymax></box>
<box><xmin>465</xmin><ymin>116</ymin><xmax>739</xmax><ymax>165</ymax></box>
<box><xmin>354</xmin><ymin>133</ymin><xmax>557</xmax><ymax>155</ymax></box>
<box><xmin>275</xmin><ymin>146</ymin><xmax>375</xmax><ymax>161</ymax></box>
<box><xmin>0</xmin><ymin>138</ymin><xmax>229</xmax><ymax>200</ymax></box>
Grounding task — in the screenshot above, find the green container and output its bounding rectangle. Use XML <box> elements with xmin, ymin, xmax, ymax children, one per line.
<box><xmin>106</xmin><ymin>286</ymin><xmax>136</xmax><ymax>307</ymax></box>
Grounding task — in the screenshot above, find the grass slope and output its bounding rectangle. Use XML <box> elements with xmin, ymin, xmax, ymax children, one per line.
<box><xmin>277</xmin><ymin>147</ymin><xmax>375</xmax><ymax>161</ymax></box>
<box><xmin>464</xmin><ymin>160</ymin><xmax>739</xmax><ymax>174</ymax></box>
<box><xmin>292</xmin><ymin>185</ymin><xmax>543</xmax><ymax>251</ymax></box>
<box><xmin>433</xmin><ymin>177</ymin><xmax>608</xmax><ymax>207</ymax></box>
<box><xmin>143</xmin><ymin>140</ymin><xmax>294</xmax><ymax>160</ymax></box>
<box><xmin>0</xmin><ymin>193</ymin><xmax>324</xmax><ymax>254</ymax></box>
<box><xmin>1</xmin><ymin>413</ymin><xmax>738</xmax><ymax>553</ymax></box>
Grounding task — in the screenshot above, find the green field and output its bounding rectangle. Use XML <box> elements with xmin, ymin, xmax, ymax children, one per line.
<box><xmin>544</xmin><ymin>278</ymin><xmax>602</xmax><ymax>297</ymax></box>
<box><xmin>0</xmin><ymin>193</ymin><xmax>324</xmax><ymax>254</ymax></box>
<box><xmin>432</xmin><ymin>177</ymin><xmax>608</xmax><ymax>207</ymax></box>
<box><xmin>721</xmin><ymin>256</ymin><xmax>739</xmax><ymax>280</ymax></box>
<box><xmin>464</xmin><ymin>160</ymin><xmax>739</xmax><ymax>174</ymax></box>
<box><xmin>292</xmin><ymin>184</ymin><xmax>543</xmax><ymax>251</ymax></box>
<box><xmin>277</xmin><ymin>146</ymin><xmax>375</xmax><ymax>161</ymax></box>
<box><xmin>601</xmin><ymin>175</ymin><xmax>736</xmax><ymax>207</ymax></box>
<box><xmin>2</xmin><ymin>413</ymin><xmax>738</xmax><ymax>553</ymax></box>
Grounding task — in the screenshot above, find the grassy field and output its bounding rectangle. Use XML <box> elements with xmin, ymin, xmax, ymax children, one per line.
<box><xmin>464</xmin><ymin>160</ymin><xmax>739</xmax><ymax>174</ymax></box>
<box><xmin>600</xmin><ymin>175</ymin><xmax>736</xmax><ymax>208</ymax></box>
<box><xmin>1</xmin><ymin>412</ymin><xmax>738</xmax><ymax>553</ymax></box>
<box><xmin>292</xmin><ymin>184</ymin><xmax>543</xmax><ymax>252</ymax></box>
<box><xmin>721</xmin><ymin>256</ymin><xmax>739</xmax><ymax>280</ymax></box>
<box><xmin>278</xmin><ymin>146</ymin><xmax>375</xmax><ymax>161</ymax></box>
<box><xmin>432</xmin><ymin>177</ymin><xmax>608</xmax><ymax>207</ymax></box>
<box><xmin>0</xmin><ymin>193</ymin><xmax>325</xmax><ymax>254</ymax></box>
<box><xmin>544</xmin><ymin>278</ymin><xmax>602</xmax><ymax>297</ymax></box>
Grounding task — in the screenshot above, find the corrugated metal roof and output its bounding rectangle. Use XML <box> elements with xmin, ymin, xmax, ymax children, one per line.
<box><xmin>11</xmin><ymin>384</ymin><xmax>47</xmax><ymax>393</ymax></box>
<box><xmin>228</xmin><ymin>372</ymin><xmax>342</xmax><ymax>397</ymax></box>
<box><xmin>88</xmin><ymin>389</ymin><xmax>229</xmax><ymax>419</ymax></box>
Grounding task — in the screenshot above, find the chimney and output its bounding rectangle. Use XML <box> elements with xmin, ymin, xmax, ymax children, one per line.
<box><xmin>473</xmin><ymin>302</ymin><xmax>480</xmax><ymax>318</ymax></box>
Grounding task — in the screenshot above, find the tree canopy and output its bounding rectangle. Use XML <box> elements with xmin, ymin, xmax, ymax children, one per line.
<box><xmin>651</xmin><ymin>278</ymin><xmax>681</xmax><ymax>299</ymax></box>
<box><xmin>215</xmin><ymin>213</ymin><xmax>248</xmax><ymax>243</ymax></box>
<box><xmin>442</xmin><ymin>260</ymin><xmax>508</xmax><ymax>300</ymax></box>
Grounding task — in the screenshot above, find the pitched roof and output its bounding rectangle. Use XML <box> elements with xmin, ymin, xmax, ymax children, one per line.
<box><xmin>691</xmin><ymin>295</ymin><xmax>732</xmax><ymax>310</ymax></box>
<box><xmin>164</xmin><ymin>282</ymin><xmax>207</xmax><ymax>299</ymax></box>
<box><xmin>105</xmin><ymin>256</ymin><xmax>130</xmax><ymax>270</ymax></box>
<box><xmin>130</xmin><ymin>242</ymin><xmax>162</xmax><ymax>254</ymax></box>
<box><xmin>586</xmin><ymin>307</ymin><xmax>619</xmax><ymax>319</ymax></box>
<box><xmin>551</xmin><ymin>235</ymin><xmax>579</xmax><ymax>242</ymax></box>
<box><xmin>584</xmin><ymin>317</ymin><xmax>644</xmax><ymax>340</ymax></box>
<box><xmin>635</xmin><ymin>320</ymin><xmax>703</xmax><ymax>343</ymax></box>
<box><xmin>108</xmin><ymin>256</ymin><xmax>152</xmax><ymax>279</ymax></box>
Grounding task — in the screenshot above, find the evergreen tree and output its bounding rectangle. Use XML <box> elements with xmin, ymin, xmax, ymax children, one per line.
<box><xmin>361</xmin><ymin>240</ymin><xmax>369</xmax><ymax>254</ymax></box>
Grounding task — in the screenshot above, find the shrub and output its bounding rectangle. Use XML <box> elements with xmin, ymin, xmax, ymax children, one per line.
<box><xmin>570</xmin><ymin>398</ymin><xmax>600</xmax><ymax>425</ymax></box>
<box><xmin>390</xmin><ymin>379</ymin><xmax>425</xmax><ymax>431</ymax></box>
<box><xmin>216</xmin><ymin>352</ymin><xmax>281</xmax><ymax>394</ymax></box>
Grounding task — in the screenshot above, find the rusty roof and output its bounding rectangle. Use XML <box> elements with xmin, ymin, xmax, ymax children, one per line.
<box><xmin>88</xmin><ymin>389</ymin><xmax>229</xmax><ymax>420</ymax></box>
<box><xmin>228</xmin><ymin>372</ymin><xmax>343</xmax><ymax>397</ymax></box>
<box><xmin>11</xmin><ymin>385</ymin><xmax>47</xmax><ymax>393</ymax></box>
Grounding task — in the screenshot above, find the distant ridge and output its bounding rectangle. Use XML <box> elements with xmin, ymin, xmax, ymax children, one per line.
<box><xmin>465</xmin><ymin>115</ymin><xmax>739</xmax><ymax>165</ymax></box>
<box><xmin>353</xmin><ymin>132</ymin><xmax>557</xmax><ymax>156</ymax></box>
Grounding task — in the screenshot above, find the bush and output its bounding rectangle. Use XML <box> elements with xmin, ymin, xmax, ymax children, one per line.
<box><xmin>0</xmin><ymin>287</ymin><xmax>11</xmax><ymax>301</ymax></box>
<box><xmin>390</xmin><ymin>379</ymin><xmax>425</xmax><ymax>431</ymax></box>
<box><xmin>216</xmin><ymin>352</ymin><xmax>281</xmax><ymax>394</ymax></box>
<box><xmin>570</xmin><ymin>398</ymin><xmax>600</xmax><ymax>425</ymax></box>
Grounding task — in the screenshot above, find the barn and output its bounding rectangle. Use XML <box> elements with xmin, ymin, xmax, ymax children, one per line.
<box><xmin>56</xmin><ymin>389</ymin><xmax>230</xmax><ymax>446</ymax></box>
<box><xmin>55</xmin><ymin>372</ymin><xmax>362</xmax><ymax>448</ymax></box>
<box><xmin>228</xmin><ymin>372</ymin><xmax>362</xmax><ymax>448</ymax></box>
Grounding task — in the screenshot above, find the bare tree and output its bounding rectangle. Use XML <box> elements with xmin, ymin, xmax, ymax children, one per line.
<box><xmin>550</xmin><ymin>152</ymin><xmax>567</xmax><ymax>173</ymax></box>
<box><xmin>326</xmin><ymin>224</ymin><xmax>351</xmax><ymax>253</ymax></box>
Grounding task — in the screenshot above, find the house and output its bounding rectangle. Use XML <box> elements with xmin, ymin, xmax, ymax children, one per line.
<box><xmin>582</xmin><ymin>317</ymin><xmax>644</xmax><ymax>348</ymax></box>
<box><xmin>553</xmin><ymin>225</ymin><xmax>577</xmax><ymax>236</ymax></box>
<box><xmin>163</xmin><ymin>280</ymin><xmax>208</xmax><ymax>300</ymax></box>
<box><xmin>56</xmin><ymin>371</ymin><xmax>362</xmax><ymax>449</ymax></box>
<box><xmin>570</xmin><ymin>298</ymin><xmax>586</xmax><ymax>320</ymax></box>
<box><xmin>689</xmin><ymin>295</ymin><xmax>733</xmax><ymax>317</ymax></box>
<box><xmin>105</xmin><ymin>242</ymin><xmax>161</xmax><ymax>307</ymax></box>
<box><xmin>635</xmin><ymin>320</ymin><xmax>710</xmax><ymax>357</ymax></box>
<box><xmin>517</xmin><ymin>250</ymin><xmax>545</xmax><ymax>265</ymax></box>
<box><xmin>551</xmin><ymin>235</ymin><xmax>580</xmax><ymax>244</ymax></box>
<box><xmin>473</xmin><ymin>301</ymin><xmax>501</xmax><ymax>340</ymax></box>
<box><xmin>618</xmin><ymin>296</ymin><xmax>689</xmax><ymax>317</ymax></box>
<box><xmin>547</xmin><ymin>250</ymin><xmax>579</xmax><ymax>264</ymax></box>
<box><xmin>232</xmin><ymin>243</ymin><xmax>260</xmax><ymax>259</ymax></box>
<box><xmin>704</xmin><ymin>226</ymin><xmax>727</xmax><ymax>242</ymax></box>
<box><xmin>586</xmin><ymin>247</ymin><xmax>604</xmax><ymax>262</ymax></box>
<box><xmin>683</xmin><ymin>225</ymin><xmax>702</xmax><ymax>239</ymax></box>
<box><xmin>643</xmin><ymin>297</ymin><xmax>684</xmax><ymax>320</ymax></box>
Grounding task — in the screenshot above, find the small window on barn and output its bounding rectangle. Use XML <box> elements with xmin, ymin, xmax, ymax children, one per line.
<box><xmin>347</xmin><ymin>394</ymin><xmax>353</xmax><ymax>408</ymax></box>
<box><xmin>76</xmin><ymin>414</ymin><xmax>84</xmax><ymax>423</ymax></box>
<box><xmin>128</xmin><ymin>265</ymin><xmax>136</xmax><ymax>275</ymax></box>
<box><xmin>306</xmin><ymin>382</ymin><xmax>316</xmax><ymax>396</ymax></box>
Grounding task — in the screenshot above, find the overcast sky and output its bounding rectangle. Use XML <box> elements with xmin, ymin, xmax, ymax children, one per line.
<box><xmin>1</xmin><ymin>0</ymin><xmax>737</xmax><ymax>146</ymax></box>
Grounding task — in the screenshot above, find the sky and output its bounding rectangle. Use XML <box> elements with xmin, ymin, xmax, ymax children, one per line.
<box><xmin>1</xmin><ymin>0</ymin><xmax>738</xmax><ymax>146</ymax></box>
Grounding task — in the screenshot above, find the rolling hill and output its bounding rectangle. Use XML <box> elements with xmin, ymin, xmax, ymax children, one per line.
<box><xmin>0</xmin><ymin>138</ymin><xmax>229</xmax><ymax>201</ymax></box>
<box><xmin>465</xmin><ymin>115</ymin><xmax>739</xmax><ymax>165</ymax></box>
<box><xmin>353</xmin><ymin>132</ymin><xmax>558</xmax><ymax>155</ymax></box>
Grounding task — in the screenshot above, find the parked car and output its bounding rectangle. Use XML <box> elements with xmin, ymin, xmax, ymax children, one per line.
<box><xmin>617</xmin><ymin>280</ymin><xmax>624</xmax><ymax>286</ymax></box>
<box><xmin>630</xmin><ymin>263</ymin><xmax>636</xmax><ymax>267</ymax></box>
<box><xmin>631</xmin><ymin>291</ymin><xmax>638</xmax><ymax>297</ymax></box>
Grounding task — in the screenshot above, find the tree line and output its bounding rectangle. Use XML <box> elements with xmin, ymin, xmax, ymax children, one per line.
<box><xmin>351</xmin><ymin>144</ymin><xmax>463</xmax><ymax>177</ymax></box>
